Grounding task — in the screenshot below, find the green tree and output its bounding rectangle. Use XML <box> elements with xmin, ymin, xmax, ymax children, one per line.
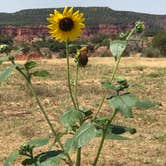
<box><xmin>152</xmin><ymin>32</ymin><xmax>166</xmax><ymax>55</ymax></box>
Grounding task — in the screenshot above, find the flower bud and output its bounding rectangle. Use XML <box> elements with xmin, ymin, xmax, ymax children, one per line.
<box><xmin>76</xmin><ymin>47</ymin><xmax>88</xmax><ymax>67</ymax></box>
<box><xmin>0</xmin><ymin>44</ymin><xmax>8</xmax><ymax>53</ymax></box>
<box><xmin>135</xmin><ymin>21</ymin><xmax>145</xmax><ymax>33</ymax></box>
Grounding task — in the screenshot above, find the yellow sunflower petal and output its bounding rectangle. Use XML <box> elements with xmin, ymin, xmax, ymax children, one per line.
<box><xmin>63</xmin><ymin>6</ymin><xmax>68</xmax><ymax>15</ymax></box>
<box><xmin>67</xmin><ymin>7</ymin><xmax>74</xmax><ymax>16</ymax></box>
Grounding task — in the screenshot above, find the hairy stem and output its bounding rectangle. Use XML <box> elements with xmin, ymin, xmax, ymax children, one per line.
<box><xmin>93</xmin><ymin>57</ymin><xmax>121</xmax><ymax>120</ymax></box>
<box><xmin>66</xmin><ymin>42</ymin><xmax>77</xmax><ymax>109</ymax></box>
<box><xmin>74</xmin><ymin>64</ymin><xmax>79</xmax><ymax>110</ymax></box>
<box><xmin>93</xmin><ymin>110</ymin><xmax>117</xmax><ymax>166</ymax></box>
<box><xmin>75</xmin><ymin>148</ymin><xmax>81</xmax><ymax>166</ymax></box>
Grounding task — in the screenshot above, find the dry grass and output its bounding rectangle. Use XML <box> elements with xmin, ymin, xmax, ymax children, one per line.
<box><xmin>0</xmin><ymin>57</ymin><xmax>166</xmax><ymax>166</ymax></box>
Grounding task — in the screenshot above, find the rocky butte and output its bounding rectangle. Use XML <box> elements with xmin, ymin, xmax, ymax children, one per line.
<box><xmin>0</xmin><ymin>24</ymin><xmax>133</xmax><ymax>42</ymax></box>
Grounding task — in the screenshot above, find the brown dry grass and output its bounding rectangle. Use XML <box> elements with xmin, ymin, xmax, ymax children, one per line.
<box><xmin>0</xmin><ymin>57</ymin><xmax>166</xmax><ymax>166</ymax></box>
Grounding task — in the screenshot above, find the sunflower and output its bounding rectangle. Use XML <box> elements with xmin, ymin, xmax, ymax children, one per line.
<box><xmin>47</xmin><ymin>7</ymin><xmax>85</xmax><ymax>42</ymax></box>
<box><xmin>75</xmin><ymin>47</ymin><xmax>88</xmax><ymax>67</ymax></box>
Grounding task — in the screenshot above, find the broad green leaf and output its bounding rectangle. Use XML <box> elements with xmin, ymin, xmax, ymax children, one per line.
<box><xmin>24</xmin><ymin>61</ymin><xmax>37</xmax><ymax>70</ymax></box>
<box><xmin>27</xmin><ymin>137</ymin><xmax>49</xmax><ymax>148</ymax></box>
<box><xmin>109</xmin><ymin>124</ymin><xmax>136</xmax><ymax>135</ymax></box>
<box><xmin>32</xmin><ymin>70</ymin><xmax>50</xmax><ymax>77</ymax></box>
<box><xmin>74</xmin><ymin>122</ymin><xmax>97</xmax><ymax>148</ymax></box>
<box><xmin>136</xmin><ymin>99</ymin><xmax>156</xmax><ymax>110</ymax></box>
<box><xmin>64</xmin><ymin>137</ymin><xmax>77</xmax><ymax>153</ymax></box>
<box><xmin>97</xmin><ymin>129</ymin><xmax>130</xmax><ymax>140</ymax></box>
<box><xmin>108</xmin><ymin>93</ymin><xmax>137</xmax><ymax>118</ymax></box>
<box><xmin>0</xmin><ymin>64</ymin><xmax>16</xmax><ymax>81</ymax></box>
<box><xmin>37</xmin><ymin>150</ymin><xmax>63</xmax><ymax>166</ymax></box>
<box><xmin>101</xmin><ymin>82</ymin><xmax>116</xmax><ymax>90</ymax></box>
<box><xmin>4</xmin><ymin>150</ymin><xmax>19</xmax><ymax>166</ymax></box>
<box><xmin>110</xmin><ymin>40</ymin><xmax>127</xmax><ymax>60</ymax></box>
<box><xmin>61</xmin><ymin>110</ymin><xmax>84</xmax><ymax>129</ymax></box>
<box><xmin>0</xmin><ymin>56</ymin><xmax>9</xmax><ymax>65</ymax></box>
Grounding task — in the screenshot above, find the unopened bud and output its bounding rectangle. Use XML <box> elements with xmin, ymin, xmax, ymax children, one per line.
<box><xmin>135</xmin><ymin>21</ymin><xmax>145</xmax><ymax>33</ymax></box>
<box><xmin>0</xmin><ymin>44</ymin><xmax>8</xmax><ymax>53</ymax></box>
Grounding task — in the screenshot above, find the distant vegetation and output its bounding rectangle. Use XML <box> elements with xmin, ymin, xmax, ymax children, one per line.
<box><xmin>0</xmin><ymin>7</ymin><xmax>166</xmax><ymax>32</ymax></box>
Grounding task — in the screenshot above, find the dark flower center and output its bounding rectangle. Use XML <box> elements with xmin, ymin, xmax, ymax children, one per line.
<box><xmin>59</xmin><ymin>17</ymin><xmax>74</xmax><ymax>31</ymax></box>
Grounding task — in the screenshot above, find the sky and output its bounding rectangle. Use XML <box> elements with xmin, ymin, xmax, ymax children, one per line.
<box><xmin>0</xmin><ymin>0</ymin><xmax>166</xmax><ymax>15</ymax></box>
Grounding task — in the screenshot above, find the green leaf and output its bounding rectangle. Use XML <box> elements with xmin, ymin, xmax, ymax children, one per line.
<box><xmin>22</xmin><ymin>158</ymin><xmax>37</xmax><ymax>166</ymax></box>
<box><xmin>135</xmin><ymin>99</ymin><xmax>156</xmax><ymax>110</ymax></box>
<box><xmin>80</xmin><ymin>109</ymin><xmax>93</xmax><ymax>117</ymax></box>
<box><xmin>61</xmin><ymin>110</ymin><xmax>84</xmax><ymax>129</ymax></box>
<box><xmin>101</xmin><ymin>82</ymin><xmax>116</xmax><ymax>90</ymax></box>
<box><xmin>24</xmin><ymin>61</ymin><xmax>37</xmax><ymax>70</ymax></box>
<box><xmin>0</xmin><ymin>56</ymin><xmax>9</xmax><ymax>65</ymax></box>
<box><xmin>109</xmin><ymin>124</ymin><xmax>136</xmax><ymax>135</ymax></box>
<box><xmin>37</xmin><ymin>150</ymin><xmax>63</xmax><ymax>166</ymax></box>
<box><xmin>73</xmin><ymin>122</ymin><xmax>97</xmax><ymax>148</ymax></box>
<box><xmin>110</xmin><ymin>40</ymin><xmax>127</xmax><ymax>60</ymax></box>
<box><xmin>4</xmin><ymin>150</ymin><xmax>19</xmax><ymax>166</ymax></box>
<box><xmin>68</xmin><ymin>44</ymin><xmax>78</xmax><ymax>48</ymax></box>
<box><xmin>97</xmin><ymin>129</ymin><xmax>130</xmax><ymax>140</ymax></box>
<box><xmin>64</xmin><ymin>137</ymin><xmax>77</xmax><ymax>153</ymax></box>
<box><xmin>108</xmin><ymin>93</ymin><xmax>137</xmax><ymax>118</ymax></box>
<box><xmin>27</xmin><ymin>137</ymin><xmax>49</xmax><ymax>148</ymax></box>
<box><xmin>0</xmin><ymin>64</ymin><xmax>16</xmax><ymax>81</ymax></box>
<box><xmin>32</xmin><ymin>70</ymin><xmax>50</xmax><ymax>77</ymax></box>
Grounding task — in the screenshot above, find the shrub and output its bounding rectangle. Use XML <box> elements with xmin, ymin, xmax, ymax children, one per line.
<box><xmin>142</xmin><ymin>47</ymin><xmax>161</xmax><ymax>57</ymax></box>
<box><xmin>152</xmin><ymin>32</ymin><xmax>166</xmax><ymax>55</ymax></box>
<box><xmin>90</xmin><ymin>33</ymin><xmax>109</xmax><ymax>44</ymax></box>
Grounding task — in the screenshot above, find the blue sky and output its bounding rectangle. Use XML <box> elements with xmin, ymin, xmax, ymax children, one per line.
<box><xmin>0</xmin><ymin>0</ymin><xmax>166</xmax><ymax>15</ymax></box>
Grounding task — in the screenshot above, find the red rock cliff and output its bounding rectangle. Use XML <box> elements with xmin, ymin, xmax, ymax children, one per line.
<box><xmin>0</xmin><ymin>24</ymin><xmax>133</xmax><ymax>41</ymax></box>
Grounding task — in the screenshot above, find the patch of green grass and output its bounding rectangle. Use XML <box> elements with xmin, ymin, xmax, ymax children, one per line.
<box><xmin>147</xmin><ymin>69</ymin><xmax>166</xmax><ymax>78</ymax></box>
<box><xmin>154</xmin><ymin>134</ymin><xmax>166</xmax><ymax>143</ymax></box>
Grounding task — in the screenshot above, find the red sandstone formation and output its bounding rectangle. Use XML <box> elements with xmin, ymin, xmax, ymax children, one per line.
<box><xmin>0</xmin><ymin>24</ymin><xmax>133</xmax><ymax>42</ymax></box>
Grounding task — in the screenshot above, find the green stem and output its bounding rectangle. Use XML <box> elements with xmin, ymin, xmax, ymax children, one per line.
<box><xmin>74</xmin><ymin>64</ymin><xmax>79</xmax><ymax>110</ymax></box>
<box><xmin>13</xmin><ymin>65</ymin><xmax>73</xmax><ymax>166</ymax></box>
<box><xmin>93</xmin><ymin>110</ymin><xmax>117</xmax><ymax>166</ymax></box>
<box><xmin>74</xmin><ymin>62</ymin><xmax>82</xmax><ymax>166</ymax></box>
<box><xmin>93</xmin><ymin>57</ymin><xmax>121</xmax><ymax>120</ymax></box>
<box><xmin>75</xmin><ymin>148</ymin><xmax>81</xmax><ymax>166</ymax></box>
<box><xmin>66</xmin><ymin>42</ymin><xmax>77</xmax><ymax>110</ymax></box>
<box><xmin>126</xmin><ymin>26</ymin><xmax>136</xmax><ymax>41</ymax></box>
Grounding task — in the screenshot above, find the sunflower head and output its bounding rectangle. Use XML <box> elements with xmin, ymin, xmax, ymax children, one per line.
<box><xmin>47</xmin><ymin>7</ymin><xmax>85</xmax><ymax>42</ymax></box>
<box><xmin>75</xmin><ymin>47</ymin><xmax>88</xmax><ymax>67</ymax></box>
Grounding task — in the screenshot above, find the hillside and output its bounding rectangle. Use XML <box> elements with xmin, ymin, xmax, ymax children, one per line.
<box><xmin>0</xmin><ymin>7</ymin><xmax>166</xmax><ymax>31</ymax></box>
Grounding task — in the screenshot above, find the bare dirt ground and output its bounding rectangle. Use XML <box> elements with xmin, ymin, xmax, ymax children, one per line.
<box><xmin>0</xmin><ymin>57</ymin><xmax>166</xmax><ymax>166</ymax></box>
<box><xmin>41</xmin><ymin>57</ymin><xmax>166</xmax><ymax>67</ymax></box>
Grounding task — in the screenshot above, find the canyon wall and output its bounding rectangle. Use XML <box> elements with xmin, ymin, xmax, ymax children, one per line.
<box><xmin>0</xmin><ymin>24</ymin><xmax>133</xmax><ymax>42</ymax></box>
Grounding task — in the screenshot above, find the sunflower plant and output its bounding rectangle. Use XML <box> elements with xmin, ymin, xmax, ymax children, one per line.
<box><xmin>1</xmin><ymin>7</ymin><xmax>155</xmax><ymax>166</ymax></box>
